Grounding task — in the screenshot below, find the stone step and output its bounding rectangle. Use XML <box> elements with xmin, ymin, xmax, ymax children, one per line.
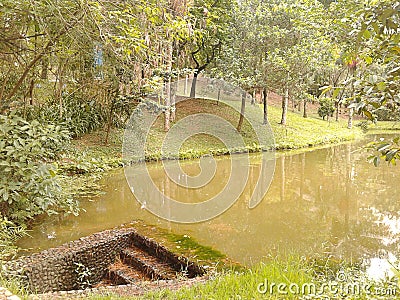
<box><xmin>106</xmin><ymin>261</ymin><xmax>148</xmax><ymax>285</ymax></box>
<box><xmin>120</xmin><ymin>247</ymin><xmax>178</xmax><ymax>280</ymax></box>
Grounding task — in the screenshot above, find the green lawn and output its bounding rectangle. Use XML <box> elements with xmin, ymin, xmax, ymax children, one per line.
<box><xmin>86</xmin><ymin>255</ymin><xmax>399</xmax><ymax>300</ymax></box>
<box><xmin>73</xmin><ymin>98</ymin><xmax>364</xmax><ymax>162</ymax></box>
<box><xmin>367</xmin><ymin>120</ymin><xmax>400</xmax><ymax>131</ymax></box>
<box><xmin>253</xmin><ymin>103</ymin><xmax>362</xmax><ymax>150</ymax></box>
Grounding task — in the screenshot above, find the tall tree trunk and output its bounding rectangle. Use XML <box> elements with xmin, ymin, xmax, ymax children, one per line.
<box><xmin>184</xmin><ymin>75</ymin><xmax>188</xmax><ymax>96</ymax></box>
<box><xmin>164</xmin><ymin>42</ymin><xmax>173</xmax><ymax>131</ymax></box>
<box><xmin>280</xmin><ymin>87</ymin><xmax>289</xmax><ymax>125</ymax></box>
<box><xmin>348</xmin><ymin>107</ymin><xmax>354</xmax><ymax>129</ymax></box>
<box><xmin>348</xmin><ymin>67</ymin><xmax>355</xmax><ymax>129</ymax></box>
<box><xmin>55</xmin><ymin>59</ymin><xmax>68</xmax><ymax>118</ymax></box>
<box><xmin>28</xmin><ymin>78</ymin><xmax>34</xmax><ymax>106</ymax></box>
<box><xmin>165</xmin><ymin>79</ymin><xmax>171</xmax><ymax>132</ymax></box>
<box><xmin>41</xmin><ymin>57</ymin><xmax>49</xmax><ymax>79</ymax></box>
<box><xmin>292</xmin><ymin>96</ymin><xmax>295</xmax><ymax>112</ymax></box>
<box><xmin>335</xmin><ymin>100</ymin><xmax>339</xmax><ymax>121</ymax></box>
<box><xmin>190</xmin><ymin>71</ymin><xmax>198</xmax><ymax>98</ymax></box>
<box><xmin>263</xmin><ymin>88</ymin><xmax>268</xmax><ymax>124</ymax></box>
<box><xmin>170</xmin><ymin>80</ymin><xmax>177</xmax><ymax>122</ymax></box>
<box><xmin>237</xmin><ymin>91</ymin><xmax>246</xmax><ymax>131</ymax></box>
<box><xmin>303</xmin><ymin>100</ymin><xmax>307</xmax><ymax>118</ymax></box>
<box><xmin>105</xmin><ymin>90</ymin><xmax>116</xmax><ymax>145</ymax></box>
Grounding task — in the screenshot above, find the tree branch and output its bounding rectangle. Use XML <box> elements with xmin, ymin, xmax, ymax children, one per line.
<box><xmin>5</xmin><ymin>15</ymin><xmax>83</xmax><ymax>100</ymax></box>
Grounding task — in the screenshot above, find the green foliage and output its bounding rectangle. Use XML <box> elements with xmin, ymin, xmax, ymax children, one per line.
<box><xmin>25</xmin><ymin>94</ymin><xmax>107</xmax><ymax>138</ymax></box>
<box><xmin>0</xmin><ymin>217</ymin><xmax>27</xmax><ymax>260</ymax></box>
<box><xmin>351</xmin><ymin>1</ymin><xmax>400</xmax><ymax>163</ymax></box>
<box><xmin>109</xmin><ymin>94</ymin><xmax>142</xmax><ymax>128</ymax></box>
<box><xmin>374</xmin><ymin>106</ymin><xmax>400</xmax><ymax>121</ymax></box>
<box><xmin>367</xmin><ymin>136</ymin><xmax>400</xmax><ymax>166</ymax></box>
<box><xmin>59</xmin><ymin>147</ymin><xmax>123</xmax><ymax>176</ymax></box>
<box><xmin>318</xmin><ymin>97</ymin><xmax>335</xmax><ymax>120</ymax></box>
<box><xmin>0</xmin><ymin>113</ymin><xmax>78</xmax><ymax>223</ymax></box>
<box><xmin>188</xmin><ymin>0</ymin><xmax>234</xmax><ymax>74</ymax></box>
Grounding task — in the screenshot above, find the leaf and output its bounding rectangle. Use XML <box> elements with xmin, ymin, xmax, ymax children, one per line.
<box><xmin>2</xmin><ymin>190</ymin><xmax>9</xmax><ymax>202</ymax></box>
<box><xmin>377</xmin><ymin>143</ymin><xmax>391</xmax><ymax>152</ymax></box>
<box><xmin>363</xmin><ymin>110</ymin><xmax>373</xmax><ymax>120</ymax></box>
<box><xmin>364</xmin><ymin>56</ymin><xmax>373</xmax><ymax>64</ymax></box>
<box><xmin>363</xmin><ymin>29</ymin><xmax>371</xmax><ymax>39</ymax></box>
<box><xmin>49</xmin><ymin>169</ymin><xmax>57</xmax><ymax>177</ymax></box>
<box><xmin>385</xmin><ymin>149</ymin><xmax>399</xmax><ymax>162</ymax></box>
<box><xmin>373</xmin><ymin>156</ymin><xmax>380</xmax><ymax>167</ymax></box>
<box><xmin>332</xmin><ymin>88</ymin><xmax>340</xmax><ymax>98</ymax></box>
<box><xmin>319</xmin><ymin>86</ymin><xmax>332</xmax><ymax>96</ymax></box>
<box><xmin>376</xmin><ymin>82</ymin><xmax>387</xmax><ymax>91</ymax></box>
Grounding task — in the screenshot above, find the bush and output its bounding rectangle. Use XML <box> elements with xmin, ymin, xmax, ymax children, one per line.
<box><xmin>0</xmin><ymin>217</ymin><xmax>27</xmax><ymax>260</ymax></box>
<box><xmin>25</xmin><ymin>94</ymin><xmax>107</xmax><ymax>137</ymax></box>
<box><xmin>374</xmin><ymin>106</ymin><xmax>400</xmax><ymax>121</ymax></box>
<box><xmin>318</xmin><ymin>97</ymin><xmax>335</xmax><ymax>120</ymax></box>
<box><xmin>0</xmin><ymin>113</ymin><xmax>78</xmax><ymax>223</ymax></box>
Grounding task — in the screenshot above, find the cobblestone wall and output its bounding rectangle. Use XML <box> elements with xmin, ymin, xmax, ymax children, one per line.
<box><xmin>4</xmin><ymin>228</ymin><xmax>137</xmax><ymax>293</ymax></box>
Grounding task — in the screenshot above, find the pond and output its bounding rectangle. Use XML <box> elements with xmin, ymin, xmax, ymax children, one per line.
<box><xmin>18</xmin><ymin>134</ymin><xmax>400</xmax><ymax>279</ymax></box>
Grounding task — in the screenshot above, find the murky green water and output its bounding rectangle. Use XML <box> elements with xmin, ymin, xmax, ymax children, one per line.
<box><xmin>18</xmin><ymin>134</ymin><xmax>400</xmax><ymax>278</ymax></box>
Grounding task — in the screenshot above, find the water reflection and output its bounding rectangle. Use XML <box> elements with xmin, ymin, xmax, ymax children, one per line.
<box><xmin>18</xmin><ymin>135</ymin><xmax>400</xmax><ymax>276</ymax></box>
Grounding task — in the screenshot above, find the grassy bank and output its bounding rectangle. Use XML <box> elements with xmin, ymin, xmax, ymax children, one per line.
<box><xmin>367</xmin><ymin>120</ymin><xmax>400</xmax><ymax>131</ymax></box>
<box><xmin>59</xmin><ymin>99</ymin><xmax>364</xmax><ymax>204</ymax></box>
<box><xmin>86</xmin><ymin>255</ymin><xmax>399</xmax><ymax>300</ymax></box>
<box><xmin>71</xmin><ymin>99</ymin><xmax>363</xmax><ymax>163</ymax></box>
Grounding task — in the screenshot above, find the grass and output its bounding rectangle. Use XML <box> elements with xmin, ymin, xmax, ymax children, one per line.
<box><xmin>85</xmin><ymin>256</ymin><xmax>314</xmax><ymax>300</ymax></box>
<box><xmin>265</xmin><ymin>105</ymin><xmax>362</xmax><ymax>150</ymax></box>
<box><xmin>0</xmin><ymin>273</ymin><xmax>30</xmax><ymax>299</ymax></box>
<box><xmin>73</xmin><ymin>98</ymin><xmax>364</xmax><ymax>163</ymax></box>
<box><xmin>85</xmin><ymin>255</ymin><xmax>400</xmax><ymax>300</ymax></box>
<box><xmin>138</xmin><ymin>258</ymin><xmax>314</xmax><ymax>300</ymax></box>
<box><xmin>144</xmin><ymin>99</ymin><xmax>364</xmax><ymax>158</ymax></box>
<box><xmin>367</xmin><ymin>120</ymin><xmax>400</xmax><ymax>131</ymax></box>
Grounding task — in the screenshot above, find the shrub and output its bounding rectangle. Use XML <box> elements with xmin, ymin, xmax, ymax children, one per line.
<box><xmin>374</xmin><ymin>106</ymin><xmax>400</xmax><ymax>121</ymax></box>
<box><xmin>0</xmin><ymin>217</ymin><xmax>27</xmax><ymax>260</ymax></box>
<box><xmin>318</xmin><ymin>97</ymin><xmax>335</xmax><ymax>120</ymax></box>
<box><xmin>0</xmin><ymin>113</ymin><xmax>78</xmax><ymax>223</ymax></box>
<box><xmin>25</xmin><ymin>94</ymin><xmax>107</xmax><ymax>137</ymax></box>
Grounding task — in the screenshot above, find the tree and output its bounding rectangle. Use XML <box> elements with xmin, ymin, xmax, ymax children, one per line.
<box><xmin>0</xmin><ymin>0</ymin><xmax>94</xmax><ymax>110</ymax></box>
<box><xmin>188</xmin><ymin>0</ymin><xmax>234</xmax><ymax>97</ymax></box>
<box><xmin>209</xmin><ymin>0</ymin><xmax>329</xmax><ymax>126</ymax></box>
<box><xmin>318</xmin><ymin>97</ymin><xmax>335</xmax><ymax>120</ymax></box>
<box><xmin>342</xmin><ymin>1</ymin><xmax>400</xmax><ymax>164</ymax></box>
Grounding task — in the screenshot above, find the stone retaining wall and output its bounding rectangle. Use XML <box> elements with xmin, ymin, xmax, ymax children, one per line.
<box><xmin>3</xmin><ymin>227</ymin><xmax>204</xmax><ymax>294</ymax></box>
<box><xmin>4</xmin><ymin>228</ymin><xmax>137</xmax><ymax>293</ymax></box>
